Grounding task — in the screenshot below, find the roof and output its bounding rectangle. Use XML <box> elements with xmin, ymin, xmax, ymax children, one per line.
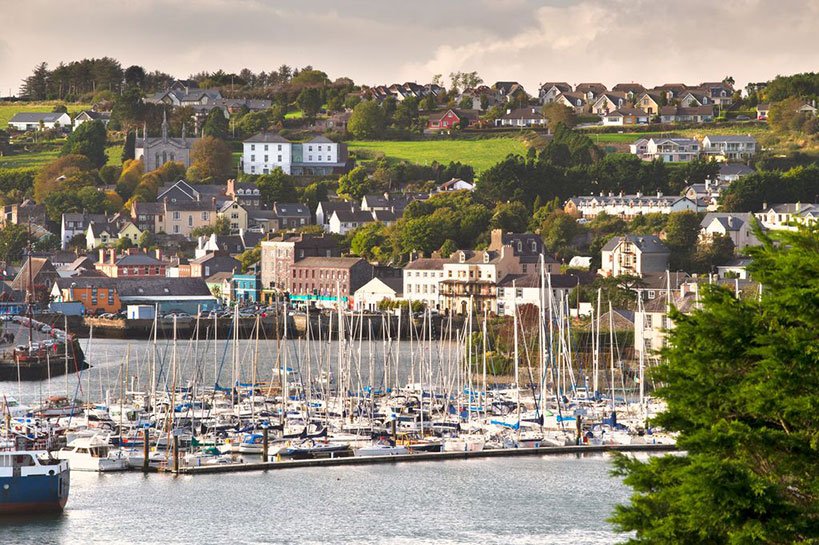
<box><xmin>273</xmin><ymin>203</ymin><xmax>310</xmax><ymax>217</ymax></box>
<box><xmin>292</xmin><ymin>257</ymin><xmax>366</xmax><ymax>269</ymax></box>
<box><xmin>56</xmin><ymin>277</ymin><xmax>213</xmax><ymax>297</ymax></box>
<box><xmin>333</xmin><ymin>208</ymin><xmax>374</xmax><ymax>223</ymax></box>
<box><xmin>605</xmin><ymin>108</ymin><xmax>647</xmax><ymax>117</ymax></box>
<box><xmin>701</xmin><ymin>212</ymin><xmax>753</xmax><ymax>231</ymax></box>
<box><xmin>190</xmin><ymin>253</ymin><xmax>240</xmax><ymax>266</ymax></box>
<box><xmin>719</xmin><ymin>164</ymin><xmax>754</xmax><ymax>177</ymax></box>
<box><xmin>9</xmin><ymin>112</ymin><xmax>68</xmax><ymax>123</ymax></box>
<box><xmin>602</xmin><ymin>235</ymin><xmax>669</xmax><ymax>254</ymax></box>
<box><xmin>404</xmin><ymin>258</ymin><xmax>447</xmax><ymax>271</ymax></box>
<box><xmin>132</xmin><ymin>202</ymin><xmax>164</xmax><ymax>215</ymax></box>
<box><xmin>643</xmin><ymin>291</ymin><xmax>697</xmax><ymax>314</ymax></box>
<box><xmin>206</xmin><ymin>271</ymin><xmax>234</xmax><ymax>284</ymax></box>
<box><xmin>12</xmin><ymin>258</ymin><xmax>58</xmax><ymax>290</ymax></box>
<box><xmin>498</xmin><ymin>273</ymin><xmax>580</xmax><ymax>289</ymax></box>
<box><xmin>115</xmin><ymin>253</ymin><xmax>165</xmax><ymax>266</ymax></box>
<box><xmin>307</xmin><ymin>135</ymin><xmax>334</xmax><ymax>144</ymax></box>
<box><xmin>356</xmin><ymin>276</ymin><xmax>402</xmax><ymax>294</ymax></box>
<box><xmin>703</xmin><ymin>135</ymin><xmax>757</xmax><ymax>144</ymax></box>
<box><xmin>244</xmin><ymin>132</ymin><xmax>291</xmax><ymax>144</ymax></box>
<box><xmin>501</xmin><ymin>107</ymin><xmax>545</xmax><ymax>120</ymax></box>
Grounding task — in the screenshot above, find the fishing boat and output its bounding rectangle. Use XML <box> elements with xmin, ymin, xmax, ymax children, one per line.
<box><xmin>0</xmin><ymin>449</ymin><xmax>70</xmax><ymax>514</ymax></box>
<box><xmin>354</xmin><ymin>442</ymin><xmax>409</xmax><ymax>457</ymax></box>
<box><xmin>279</xmin><ymin>439</ymin><xmax>352</xmax><ymax>460</ymax></box>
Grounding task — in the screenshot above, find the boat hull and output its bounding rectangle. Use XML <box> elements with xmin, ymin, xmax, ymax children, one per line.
<box><xmin>0</xmin><ymin>469</ymin><xmax>70</xmax><ymax>514</ymax></box>
<box><xmin>0</xmin><ymin>340</ymin><xmax>87</xmax><ymax>382</ymax></box>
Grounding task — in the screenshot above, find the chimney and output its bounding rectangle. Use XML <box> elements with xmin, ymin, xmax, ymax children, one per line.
<box><xmin>98</xmin><ymin>248</ymin><xmax>105</xmax><ymax>263</ymax></box>
<box><xmin>636</xmin><ymin>191</ymin><xmax>643</xmax><ymax>198</ymax></box>
<box><xmin>506</xmin><ymin>108</ymin><xmax>511</xmax><ymax>115</ymax></box>
<box><xmin>657</xmin><ymin>191</ymin><xmax>663</xmax><ymax>198</ymax></box>
<box><xmin>490</xmin><ymin>228</ymin><xmax>503</xmax><ymax>251</ymax></box>
<box><xmin>108</xmin><ymin>249</ymin><xmax>116</xmax><ymax>264</ymax></box>
<box><xmin>211</xmin><ymin>196</ymin><xmax>216</xmax><ymax>209</ymax></box>
<box><xmin>155</xmin><ymin>248</ymin><xmax>163</xmax><ymax>261</ymax></box>
<box><xmin>127</xmin><ymin>247</ymin><xmax>138</xmax><ymax>256</ymax></box>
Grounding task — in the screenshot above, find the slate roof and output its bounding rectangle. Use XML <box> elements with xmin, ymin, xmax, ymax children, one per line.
<box><xmin>9</xmin><ymin>112</ymin><xmax>68</xmax><ymax>123</ymax></box>
<box><xmin>56</xmin><ymin>277</ymin><xmax>212</xmax><ymax>297</ymax></box>
<box><xmin>244</xmin><ymin>132</ymin><xmax>291</xmax><ymax>144</ymax></box>
<box><xmin>719</xmin><ymin>164</ymin><xmax>754</xmax><ymax>177</ymax></box>
<box><xmin>292</xmin><ymin>257</ymin><xmax>366</xmax><ymax>269</ymax></box>
<box><xmin>273</xmin><ymin>203</ymin><xmax>310</xmax><ymax>217</ymax></box>
<box><xmin>601</xmin><ymin>235</ymin><xmax>669</xmax><ymax>254</ymax></box>
<box><xmin>404</xmin><ymin>258</ymin><xmax>447</xmax><ymax>271</ymax></box>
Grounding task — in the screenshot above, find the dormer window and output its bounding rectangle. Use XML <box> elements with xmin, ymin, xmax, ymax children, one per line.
<box><xmin>483</xmin><ymin>253</ymin><xmax>490</xmax><ymax>264</ymax></box>
<box><xmin>459</xmin><ymin>252</ymin><xmax>466</xmax><ymax>264</ymax></box>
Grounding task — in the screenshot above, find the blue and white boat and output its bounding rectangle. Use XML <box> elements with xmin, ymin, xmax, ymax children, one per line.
<box><xmin>0</xmin><ymin>449</ymin><xmax>70</xmax><ymax>514</ymax></box>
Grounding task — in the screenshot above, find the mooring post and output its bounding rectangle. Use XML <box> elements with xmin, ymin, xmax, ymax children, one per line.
<box><xmin>263</xmin><ymin>427</ymin><xmax>269</xmax><ymax>462</ymax></box>
<box><xmin>142</xmin><ymin>428</ymin><xmax>149</xmax><ymax>473</ymax></box>
<box><xmin>173</xmin><ymin>435</ymin><xmax>180</xmax><ymax>473</ymax></box>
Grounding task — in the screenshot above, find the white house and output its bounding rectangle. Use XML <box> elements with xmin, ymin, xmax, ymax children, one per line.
<box><xmin>495</xmin><ymin>107</ymin><xmax>548</xmax><ymax>128</ymax></box>
<box><xmin>495</xmin><ymin>273</ymin><xmax>577</xmax><ymax>317</ymax></box>
<box><xmin>633</xmin><ymin>138</ymin><xmax>700</xmax><ymax>162</ymax></box>
<box><xmin>701</xmin><ymin>135</ymin><xmax>757</xmax><ymax>161</ymax></box>
<box><xmin>73</xmin><ymin>110</ymin><xmax>110</xmax><ymax>130</ymax></box>
<box><xmin>328</xmin><ymin>208</ymin><xmax>377</xmax><ymax>235</ymax></box>
<box><xmin>601</xmin><ymin>108</ymin><xmax>650</xmax><ymax>126</ymax></box>
<box><xmin>403</xmin><ymin>257</ymin><xmax>447</xmax><ymax>310</ymax></box>
<box><xmin>8</xmin><ymin>112</ymin><xmax>71</xmax><ymax>131</ymax></box>
<box><xmin>242</xmin><ymin>133</ymin><xmax>292</xmax><ymax>175</ymax></box>
<box><xmin>353</xmin><ymin>277</ymin><xmax>403</xmax><ymax>311</ymax></box>
<box><xmin>755</xmin><ymin>203</ymin><xmax>819</xmax><ymax>231</ymax></box>
<box><xmin>699</xmin><ymin>212</ymin><xmax>761</xmax><ymax>251</ymax></box>
<box><xmin>242</xmin><ymin>134</ymin><xmax>347</xmax><ymax>176</ymax></box>
<box><xmin>437</xmin><ymin>178</ymin><xmax>475</xmax><ymax>192</ymax></box>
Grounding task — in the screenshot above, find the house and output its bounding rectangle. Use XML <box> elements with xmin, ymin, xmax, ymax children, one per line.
<box><xmin>11</xmin><ymin>258</ymin><xmax>59</xmax><ymax>304</ymax></box>
<box><xmin>205</xmin><ymin>271</ymin><xmax>233</xmax><ymax>304</ymax></box>
<box><xmin>634</xmin><ymin>290</ymin><xmax>696</xmax><ymax>356</ymax></box>
<box><xmin>600</xmin><ymin>235</ymin><xmax>670</xmax><ymax>277</ymax></box>
<box><xmin>755</xmin><ymin>202</ymin><xmax>819</xmax><ymax>230</ymax></box>
<box><xmin>95</xmin><ymin>248</ymin><xmax>167</xmax><ymax>278</ymax></box>
<box><xmin>403</xmin><ymin>257</ymin><xmax>447</xmax><ymax>310</ymax></box>
<box><xmin>218</xmin><ymin>201</ymin><xmax>248</xmax><ymax>232</ymax></box>
<box><xmin>73</xmin><ymin>110</ymin><xmax>110</xmax><ymax>129</ymax></box>
<box><xmin>260</xmin><ymin>232</ymin><xmax>340</xmax><ymax>297</ymax></box>
<box><xmin>634</xmin><ymin>138</ymin><xmax>700</xmax><ymax>163</ymax></box>
<box><xmin>328</xmin><ymin>207</ymin><xmax>377</xmax><ymax>235</ymax></box>
<box><xmin>539</xmin><ymin>82</ymin><xmax>573</xmax><ymax>103</ymax></box>
<box><xmin>85</xmin><ymin>221</ymin><xmax>115</xmax><ymax>250</ymax></box>
<box><xmin>134</xmin><ymin>112</ymin><xmax>199</xmax><ymax>172</ymax></box>
<box><xmin>232</xmin><ymin>271</ymin><xmax>261</xmax><ymax>303</ymax></box>
<box><xmin>565</xmin><ymin>192</ymin><xmax>702</xmax><ymax>220</ymax></box>
<box><xmin>716</xmin><ymin>258</ymin><xmax>752</xmax><ymax>280</ymax></box>
<box><xmin>272</xmin><ymin>203</ymin><xmax>311</xmax><ymax>230</ymax></box>
<box><xmin>290</xmin><ymin>257</ymin><xmax>373</xmax><ymax>309</ymax></box>
<box><xmin>61</xmin><ymin>212</ymin><xmax>111</xmax><ymax>249</ymax></box>
<box><xmin>316</xmin><ymin>201</ymin><xmax>351</xmax><ymax>230</ymax></box>
<box><xmin>756</xmin><ymin>103</ymin><xmax>770</xmax><ymax>121</ymax></box>
<box><xmin>554</xmin><ymin>92</ymin><xmax>587</xmax><ymax>112</ymax></box>
<box><xmin>53</xmin><ymin>277</ymin><xmax>218</xmax><ymax>315</ymax></box>
<box><xmin>353</xmin><ymin>277</ymin><xmax>403</xmax><ymax>311</ymax></box>
<box><xmin>1</xmin><ymin>200</ymin><xmax>47</xmax><ymax>229</ymax></box>
<box><xmin>698</xmin><ymin>82</ymin><xmax>734</xmax><ymax>106</ymax></box>
<box><xmin>797</xmin><ymin>102</ymin><xmax>818</xmax><ymax>116</ymax></box>
<box><xmin>145</xmin><ymin>85</ymin><xmax>222</xmax><ymax>108</ymax></box>
<box><xmin>438</xmin><ymin>246</ymin><xmax>520</xmax><ymax>315</ymax></box>
<box><xmin>574</xmin><ymin>83</ymin><xmax>608</xmax><ymax>101</ymax></box>
<box><xmin>651</xmin><ymin>84</ymin><xmax>688</xmax><ymax>100</ymax></box>
<box><xmin>635</xmin><ymin>92</ymin><xmax>663</xmax><ymax>115</ymax></box>
<box><xmin>678</xmin><ymin>91</ymin><xmax>711</xmax><ymax>108</ymax></box>
<box><xmin>427</xmin><ymin>109</ymin><xmax>477</xmax><ymax>130</ymax></box>
<box><xmin>601</xmin><ymin>108</ymin><xmax>650</xmax><ymax>126</ymax></box>
<box><xmin>493</xmin><ymin>81</ymin><xmax>528</xmax><ymax>103</ymax></box>
<box><xmin>436</xmin><ymin>178</ymin><xmax>475</xmax><ymax>192</ymax></box>
<box><xmin>488</xmin><ymin>229</ymin><xmax>560</xmax><ymax>275</ymax></box>
<box><xmin>699</xmin><ymin>212</ymin><xmax>760</xmax><ymax>251</ymax></box>
<box><xmin>242</xmin><ymin>134</ymin><xmax>349</xmax><ymax>176</ymax></box>
<box><xmin>194</xmin><ymin>233</ymin><xmax>247</xmax><ymax>258</ymax></box>
<box><xmin>189</xmin><ymin>252</ymin><xmax>240</xmax><ymax>278</ymax></box>
<box><xmin>459</xmin><ymin>86</ymin><xmax>498</xmax><ymax>111</ymax></box>
<box><xmin>8</xmin><ymin>112</ymin><xmax>71</xmax><ymax>131</ymax></box>
<box><xmin>495</xmin><ymin>107</ymin><xmax>548</xmax><ymax>128</ymax></box>
<box><xmin>683</xmin><ymin>180</ymin><xmax>726</xmax><ymax>211</ymax></box>
<box><xmin>701</xmin><ymin>135</ymin><xmax>757</xmax><ymax>161</ymax></box>
<box><xmin>659</xmin><ymin>105</ymin><xmax>715</xmax><ymax>124</ymax></box>
<box><xmin>591</xmin><ymin>93</ymin><xmax>627</xmax><ymax>115</ymax></box>
<box><xmin>132</xmin><ymin>199</ymin><xmax>217</xmax><ymax>237</ymax></box>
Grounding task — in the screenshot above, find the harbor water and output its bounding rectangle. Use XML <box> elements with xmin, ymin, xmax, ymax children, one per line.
<box><xmin>3</xmin><ymin>453</ymin><xmax>636</xmax><ymax>544</ymax></box>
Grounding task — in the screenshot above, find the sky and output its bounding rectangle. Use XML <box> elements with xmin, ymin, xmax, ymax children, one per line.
<box><xmin>1</xmin><ymin>0</ymin><xmax>817</xmax><ymax>96</ymax></box>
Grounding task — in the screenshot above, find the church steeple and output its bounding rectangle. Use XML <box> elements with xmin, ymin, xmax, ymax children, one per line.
<box><xmin>161</xmin><ymin>110</ymin><xmax>169</xmax><ymax>142</ymax></box>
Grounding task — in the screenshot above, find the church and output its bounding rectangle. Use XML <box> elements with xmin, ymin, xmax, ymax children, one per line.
<box><xmin>134</xmin><ymin>111</ymin><xmax>199</xmax><ymax>172</ymax></box>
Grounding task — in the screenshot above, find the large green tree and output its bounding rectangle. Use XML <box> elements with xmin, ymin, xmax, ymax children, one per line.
<box><xmin>202</xmin><ymin>108</ymin><xmax>229</xmax><ymax>138</ymax></box>
<box><xmin>61</xmin><ymin>120</ymin><xmax>108</xmax><ymax>168</ymax></box>
<box><xmin>611</xmin><ymin>225</ymin><xmax>819</xmax><ymax>544</ymax></box>
<box><xmin>256</xmin><ymin>169</ymin><xmax>298</xmax><ymax>206</ymax></box>
<box><xmin>348</xmin><ymin>100</ymin><xmax>386</xmax><ymax>139</ymax></box>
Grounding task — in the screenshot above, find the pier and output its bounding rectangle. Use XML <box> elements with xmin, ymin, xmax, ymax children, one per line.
<box><xmin>174</xmin><ymin>443</ymin><xmax>676</xmax><ymax>475</ymax></box>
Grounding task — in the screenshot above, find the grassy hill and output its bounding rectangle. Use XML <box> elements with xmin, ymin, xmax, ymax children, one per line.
<box><xmin>347</xmin><ymin>137</ymin><xmax>527</xmax><ymax>173</ymax></box>
<box><xmin>0</xmin><ymin>101</ymin><xmax>93</xmax><ymax>128</ymax></box>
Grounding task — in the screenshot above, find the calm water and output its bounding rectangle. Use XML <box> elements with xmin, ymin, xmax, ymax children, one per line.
<box><xmin>3</xmin><ymin>338</ymin><xmax>470</xmax><ymax>405</ymax></box>
<box><xmin>2</xmin><ymin>454</ymin><xmax>635</xmax><ymax>545</ymax></box>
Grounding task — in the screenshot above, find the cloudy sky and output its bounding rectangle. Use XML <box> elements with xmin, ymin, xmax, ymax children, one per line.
<box><xmin>1</xmin><ymin>0</ymin><xmax>817</xmax><ymax>95</ymax></box>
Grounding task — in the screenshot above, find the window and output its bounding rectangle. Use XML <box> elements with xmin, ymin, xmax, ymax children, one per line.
<box><xmin>264</xmin><ymin>155</ymin><xmax>268</xmax><ymax>162</ymax></box>
<box><xmin>264</xmin><ymin>145</ymin><xmax>268</xmax><ymax>151</ymax></box>
<box><xmin>277</xmin><ymin>155</ymin><xmax>282</xmax><ymax>162</ymax></box>
<box><xmin>277</xmin><ymin>145</ymin><xmax>282</xmax><ymax>151</ymax></box>
<box><xmin>202</xmin><ymin>212</ymin><xmax>209</xmax><ymax>221</ymax></box>
<box><xmin>251</xmin><ymin>144</ymin><xmax>255</xmax><ymax>151</ymax></box>
<box><xmin>251</xmin><ymin>155</ymin><xmax>255</xmax><ymax>162</ymax></box>
<box><xmin>173</xmin><ymin>211</ymin><xmax>180</xmax><ymax>220</ymax></box>
<box><xmin>188</xmin><ymin>216</ymin><xmax>193</xmax><ymax>227</ymax></box>
<box><xmin>173</xmin><ymin>225</ymin><xmax>179</xmax><ymax>234</ymax></box>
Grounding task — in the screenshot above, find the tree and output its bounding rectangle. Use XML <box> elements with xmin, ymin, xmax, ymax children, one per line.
<box><xmin>191</xmin><ymin>216</ymin><xmax>230</xmax><ymax>237</ymax></box>
<box><xmin>114</xmin><ymin>237</ymin><xmax>133</xmax><ymax>251</ymax></box>
<box><xmin>0</xmin><ymin>224</ymin><xmax>29</xmax><ymax>263</ymax></box>
<box><xmin>490</xmin><ymin>201</ymin><xmax>529</xmax><ymax>233</ymax></box>
<box><xmin>611</xmin><ymin>225</ymin><xmax>819</xmax><ymax>544</ymax></box>
<box><xmin>187</xmin><ymin>136</ymin><xmax>233</xmax><ymax>182</ymax></box>
<box><xmin>137</xmin><ymin>230</ymin><xmax>155</xmax><ymax>249</ymax></box>
<box><xmin>541</xmin><ymin>103</ymin><xmax>577</xmax><ymax>131</ymax></box>
<box><xmin>349</xmin><ymin>223</ymin><xmax>387</xmax><ymax>261</ymax></box>
<box><xmin>337</xmin><ymin>166</ymin><xmax>372</xmax><ymax>200</ymax></box>
<box><xmin>538</xmin><ymin>210</ymin><xmax>579</xmax><ymax>254</ymax></box>
<box><xmin>348</xmin><ymin>100</ymin><xmax>385</xmax><ymax>139</ymax></box>
<box><xmin>61</xmin><ymin>120</ymin><xmax>108</xmax><ymax>168</ymax></box>
<box><xmin>122</xmin><ymin>131</ymin><xmax>136</xmax><ymax>163</ymax></box>
<box><xmin>238</xmin><ymin>246</ymin><xmax>261</xmax><ymax>273</ymax></box>
<box><xmin>256</xmin><ymin>169</ymin><xmax>297</xmax><ymax>206</ymax></box>
<box><xmin>296</xmin><ymin>88</ymin><xmax>323</xmax><ymax>121</ymax></box>
<box><xmin>202</xmin><ymin>108</ymin><xmax>229</xmax><ymax>139</ymax></box>
<box><xmin>33</xmin><ymin>155</ymin><xmax>96</xmax><ymax>204</ymax></box>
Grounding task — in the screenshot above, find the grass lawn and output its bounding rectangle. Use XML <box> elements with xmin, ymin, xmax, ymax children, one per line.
<box><xmin>284</xmin><ymin>109</ymin><xmax>303</xmax><ymax>119</ymax></box>
<box><xmin>105</xmin><ymin>145</ymin><xmax>123</xmax><ymax>167</ymax></box>
<box><xmin>0</xmin><ymin>148</ymin><xmax>59</xmax><ymax>169</ymax></box>
<box><xmin>347</xmin><ymin>138</ymin><xmax>527</xmax><ymax>173</ymax></box>
<box><xmin>0</xmin><ymin>101</ymin><xmax>93</xmax><ymax>127</ymax></box>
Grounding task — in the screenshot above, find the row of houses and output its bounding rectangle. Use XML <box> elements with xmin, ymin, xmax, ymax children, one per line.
<box><xmin>7</xmin><ymin>110</ymin><xmax>110</xmax><ymax>132</ymax></box>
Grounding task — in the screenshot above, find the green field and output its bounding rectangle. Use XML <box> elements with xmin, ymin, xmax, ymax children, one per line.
<box><xmin>0</xmin><ymin>101</ymin><xmax>93</xmax><ymax>128</ymax></box>
<box><xmin>347</xmin><ymin>138</ymin><xmax>527</xmax><ymax>173</ymax></box>
<box><xmin>0</xmin><ymin>149</ymin><xmax>59</xmax><ymax>169</ymax></box>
